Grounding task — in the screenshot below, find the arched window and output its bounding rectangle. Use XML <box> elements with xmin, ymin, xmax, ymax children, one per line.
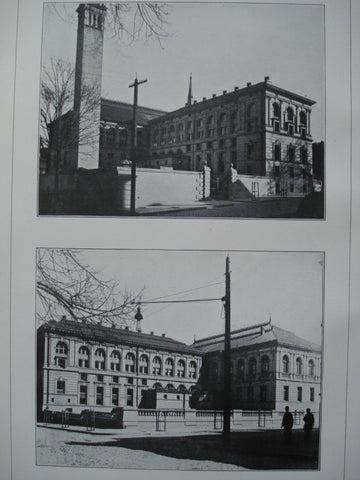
<box><xmin>273</xmin><ymin>102</ymin><xmax>281</xmax><ymax>118</ymax></box>
<box><xmin>153</xmin><ymin>382</ymin><xmax>162</xmax><ymax>390</ymax></box>
<box><xmin>261</xmin><ymin>355</ymin><xmax>270</xmax><ymax>375</ymax></box>
<box><xmin>230</xmin><ymin>110</ymin><xmax>237</xmax><ymax>133</ymax></box>
<box><xmin>177</xmin><ymin>123</ymin><xmax>184</xmax><ymax>142</ymax></box>
<box><xmin>54</xmin><ymin>341</ymin><xmax>68</xmax><ymax>368</ymax></box>
<box><xmin>165</xmin><ymin>358</ymin><xmax>174</xmax><ymax>376</ymax></box>
<box><xmin>125</xmin><ymin>352</ymin><xmax>135</xmax><ymax>373</ymax></box>
<box><xmin>152</xmin><ymin>356</ymin><xmax>162</xmax><ymax>375</ymax></box>
<box><xmin>296</xmin><ymin>357</ymin><xmax>303</xmax><ymax>375</ymax></box>
<box><xmin>282</xmin><ymin>355</ymin><xmax>290</xmax><ymax>373</ymax></box>
<box><xmin>246</xmin><ymin>103</ymin><xmax>257</xmax><ymax>132</ymax></box>
<box><xmin>247</xmin><ymin>103</ymin><xmax>256</xmax><ymax>117</ymax></box>
<box><xmin>287</xmin><ymin>107</ymin><xmax>294</xmax><ymax>122</ymax></box>
<box><xmin>178</xmin><ymin>384</ymin><xmax>187</xmax><ymax>392</ymax></box>
<box><xmin>139</xmin><ymin>354</ymin><xmax>149</xmax><ymax>374</ymax></box>
<box><xmin>308</xmin><ymin>359</ymin><xmax>315</xmax><ymax>377</ymax></box>
<box><xmin>188</xmin><ymin>361</ymin><xmax>197</xmax><ymax>379</ymax></box>
<box><xmin>110</xmin><ymin>350</ymin><xmax>121</xmax><ymax>372</ymax></box>
<box><xmin>56</xmin><ymin>342</ymin><xmax>68</xmax><ymax>354</ymax></box>
<box><xmin>299</xmin><ymin>111</ymin><xmax>307</xmax><ymax>126</ymax></box>
<box><xmin>186</xmin><ymin>121</ymin><xmax>193</xmax><ymax>140</ymax></box>
<box><xmin>237</xmin><ymin>359</ymin><xmax>245</xmax><ymax>378</ymax></box>
<box><xmin>249</xmin><ymin>357</ymin><xmax>257</xmax><ymax>377</ymax></box>
<box><xmin>218</xmin><ymin>113</ymin><xmax>227</xmax><ymax>136</ymax></box>
<box><xmin>169</xmin><ymin>125</ymin><xmax>175</xmax><ymax>144</ymax></box>
<box><xmin>94</xmin><ymin>348</ymin><xmax>105</xmax><ymax>370</ymax></box>
<box><xmin>78</xmin><ymin>346</ymin><xmax>90</xmax><ymax>368</ymax></box>
<box><xmin>206</xmin><ymin>115</ymin><xmax>215</xmax><ymax>137</ymax></box>
<box><xmin>177</xmin><ymin>359</ymin><xmax>185</xmax><ymax>377</ymax></box>
<box><xmin>165</xmin><ymin>383</ymin><xmax>174</xmax><ymax>390</ymax></box>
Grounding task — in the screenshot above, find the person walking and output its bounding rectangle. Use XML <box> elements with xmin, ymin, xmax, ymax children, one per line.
<box><xmin>303</xmin><ymin>408</ymin><xmax>315</xmax><ymax>439</ymax></box>
<box><xmin>281</xmin><ymin>406</ymin><xmax>294</xmax><ymax>442</ymax></box>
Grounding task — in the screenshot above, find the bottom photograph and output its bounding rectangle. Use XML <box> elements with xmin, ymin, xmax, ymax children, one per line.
<box><xmin>36</xmin><ymin>248</ymin><xmax>323</xmax><ymax>470</ymax></box>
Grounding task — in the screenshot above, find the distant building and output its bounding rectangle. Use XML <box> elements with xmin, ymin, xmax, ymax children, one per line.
<box><xmin>192</xmin><ymin>320</ymin><xmax>321</xmax><ymax>412</ymax></box>
<box><xmin>37</xmin><ymin>317</ymin><xmax>202</xmax><ymax>416</ymax></box>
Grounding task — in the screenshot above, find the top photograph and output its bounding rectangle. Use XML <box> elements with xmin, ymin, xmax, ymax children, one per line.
<box><xmin>38</xmin><ymin>2</ymin><xmax>325</xmax><ymax>218</ymax></box>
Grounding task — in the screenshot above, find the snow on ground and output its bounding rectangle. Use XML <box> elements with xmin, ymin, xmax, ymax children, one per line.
<box><xmin>36</xmin><ymin>427</ymin><xmax>247</xmax><ymax>471</ymax></box>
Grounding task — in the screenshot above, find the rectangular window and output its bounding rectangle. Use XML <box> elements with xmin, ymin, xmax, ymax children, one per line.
<box><xmin>231</xmin><ymin>138</ymin><xmax>237</xmax><ymax>147</ymax></box>
<box><xmin>273</xmin><ymin>120</ymin><xmax>280</xmax><ymax>132</ymax></box>
<box><xmin>283</xmin><ymin>385</ymin><xmax>289</xmax><ymax>401</ymax></box>
<box><xmin>219</xmin><ymin>139</ymin><xmax>224</xmax><ymax>149</ymax></box>
<box><xmin>297</xmin><ymin>387</ymin><xmax>303</xmax><ymax>402</ymax></box>
<box><xmin>126</xmin><ymin>388</ymin><xmax>134</xmax><ymax>406</ymax></box>
<box><xmin>247</xmin><ymin>386</ymin><xmax>254</xmax><ymax>401</ymax></box>
<box><xmin>79</xmin><ymin>385</ymin><xmax>87</xmax><ymax>405</ymax></box>
<box><xmin>55</xmin><ymin>357</ymin><xmax>66</xmax><ymax>368</ymax></box>
<box><xmin>80</xmin><ymin>373</ymin><xmax>87</xmax><ymax>381</ymax></box>
<box><xmin>289</xmin><ymin>167</ymin><xmax>294</xmax><ymax>178</ymax></box>
<box><xmin>113</xmin><ymin>376</ymin><xmax>119</xmax><ymax>383</ymax></box>
<box><xmin>310</xmin><ymin>388</ymin><xmax>315</xmax><ymax>402</ymax></box>
<box><xmin>127</xmin><ymin>377</ymin><xmax>134</xmax><ymax>384</ymax></box>
<box><xmin>274</xmin><ymin>144</ymin><xmax>281</xmax><ymax>161</ymax></box>
<box><xmin>112</xmin><ymin>387</ymin><xmax>119</xmax><ymax>406</ymax></box>
<box><xmin>57</xmin><ymin>380</ymin><xmax>65</xmax><ymax>394</ymax></box>
<box><xmin>95</xmin><ymin>360</ymin><xmax>105</xmax><ymax>370</ymax></box>
<box><xmin>96</xmin><ymin>386</ymin><xmax>104</xmax><ymax>405</ymax></box>
<box><xmin>141</xmin><ymin>379</ymin><xmax>147</xmax><ymax>386</ymax></box>
<box><xmin>79</xmin><ymin>359</ymin><xmax>89</xmax><ymax>368</ymax></box>
<box><xmin>111</xmin><ymin>362</ymin><xmax>120</xmax><ymax>371</ymax></box>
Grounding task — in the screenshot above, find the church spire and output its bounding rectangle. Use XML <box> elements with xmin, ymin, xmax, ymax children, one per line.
<box><xmin>186</xmin><ymin>73</ymin><xmax>193</xmax><ymax>106</ymax></box>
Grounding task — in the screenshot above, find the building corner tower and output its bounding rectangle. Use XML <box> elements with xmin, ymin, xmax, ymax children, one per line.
<box><xmin>73</xmin><ymin>3</ymin><xmax>106</xmax><ymax>169</ymax></box>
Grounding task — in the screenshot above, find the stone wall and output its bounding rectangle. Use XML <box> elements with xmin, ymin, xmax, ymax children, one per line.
<box><xmin>117</xmin><ymin>166</ymin><xmax>211</xmax><ymax>210</ymax></box>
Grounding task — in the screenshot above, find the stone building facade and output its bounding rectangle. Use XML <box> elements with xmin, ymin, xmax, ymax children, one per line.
<box><xmin>37</xmin><ymin>317</ymin><xmax>202</xmax><ymax>415</ymax></box>
<box><xmin>192</xmin><ymin>321</ymin><xmax>321</xmax><ymax>412</ymax></box>
<box><xmin>148</xmin><ymin>79</ymin><xmax>315</xmax><ymax>196</ymax></box>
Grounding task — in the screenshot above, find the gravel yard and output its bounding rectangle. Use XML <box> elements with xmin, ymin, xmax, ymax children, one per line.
<box><xmin>36</xmin><ymin>426</ymin><xmax>246</xmax><ymax>470</ymax></box>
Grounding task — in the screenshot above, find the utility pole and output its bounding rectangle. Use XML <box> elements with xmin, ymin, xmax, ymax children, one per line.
<box><xmin>129</xmin><ymin>76</ymin><xmax>147</xmax><ymax>215</ymax></box>
<box><xmin>223</xmin><ymin>255</ymin><xmax>231</xmax><ymax>444</ymax></box>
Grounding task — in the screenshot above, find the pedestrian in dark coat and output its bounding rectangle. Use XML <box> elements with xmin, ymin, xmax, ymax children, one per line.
<box><xmin>281</xmin><ymin>406</ymin><xmax>294</xmax><ymax>441</ymax></box>
<box><xmin>303</xmin><ymin>408</ymin><xmax>315</xmax><ymax>439</ymax></box>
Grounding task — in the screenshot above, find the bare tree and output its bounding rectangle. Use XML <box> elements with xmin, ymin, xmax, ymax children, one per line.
<box><xmin>36</xmin><ymin>249</ymin><xmax>144</xmax><ymax>328</ymax></box>
<box><xmin>47</xmin><ymin>2</ymin><xmax>170</xmax><ymax>47</ymax></box>
<box><xmin>40</xmin><ymin>57</ymin><xmax>100</xmax><ymax>173</ymax></box>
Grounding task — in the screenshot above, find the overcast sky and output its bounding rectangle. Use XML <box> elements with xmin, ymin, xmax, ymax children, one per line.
<box><xmin>41</xmin><ymin>2</ymin><xmax>325</xmax><ymax>141</ymax></box>
<box><xmin>64</xmin><ymin>249</ymin><xmax>324</xmax><ymax>347</ymax></box>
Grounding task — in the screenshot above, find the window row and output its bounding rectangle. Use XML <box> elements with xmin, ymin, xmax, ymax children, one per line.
<box><xmin>210</xmin><ymin>355</ymin><xmax>317</xmax><ymax>378</ymax></box>
<box><xmin>272</xmin><ymin>143</ymin><xmax>308</xmax><ymax>163</ymax></box>
<box><xmin>283</xmin><ymin>385</ymin><xmax>316</xmax><ymax>402</ymax></box>
<box><xmin>54</xmin><ymin>342</ymin><xmax>198</xmax><ymax>377</ymax></box>
<box><xmin>282</xmin><ymin>356</ymin><xmax>316</xmax><ymax>376</ymax></box>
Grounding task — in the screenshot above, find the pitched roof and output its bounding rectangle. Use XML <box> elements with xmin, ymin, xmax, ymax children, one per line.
<box><xmin>192</xmin><ymin>321</ymin><xmax>321</xmax><ymax>354</ymax></box>
<box><xmin>100</xmin><ymin>98</ymin><xmax>167</xmax><ymax>126</ymax></box>
<box><xmin>38</xmin><ymin>318</ymin><xmax>200</xmax><ymax>356</ymax></box>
